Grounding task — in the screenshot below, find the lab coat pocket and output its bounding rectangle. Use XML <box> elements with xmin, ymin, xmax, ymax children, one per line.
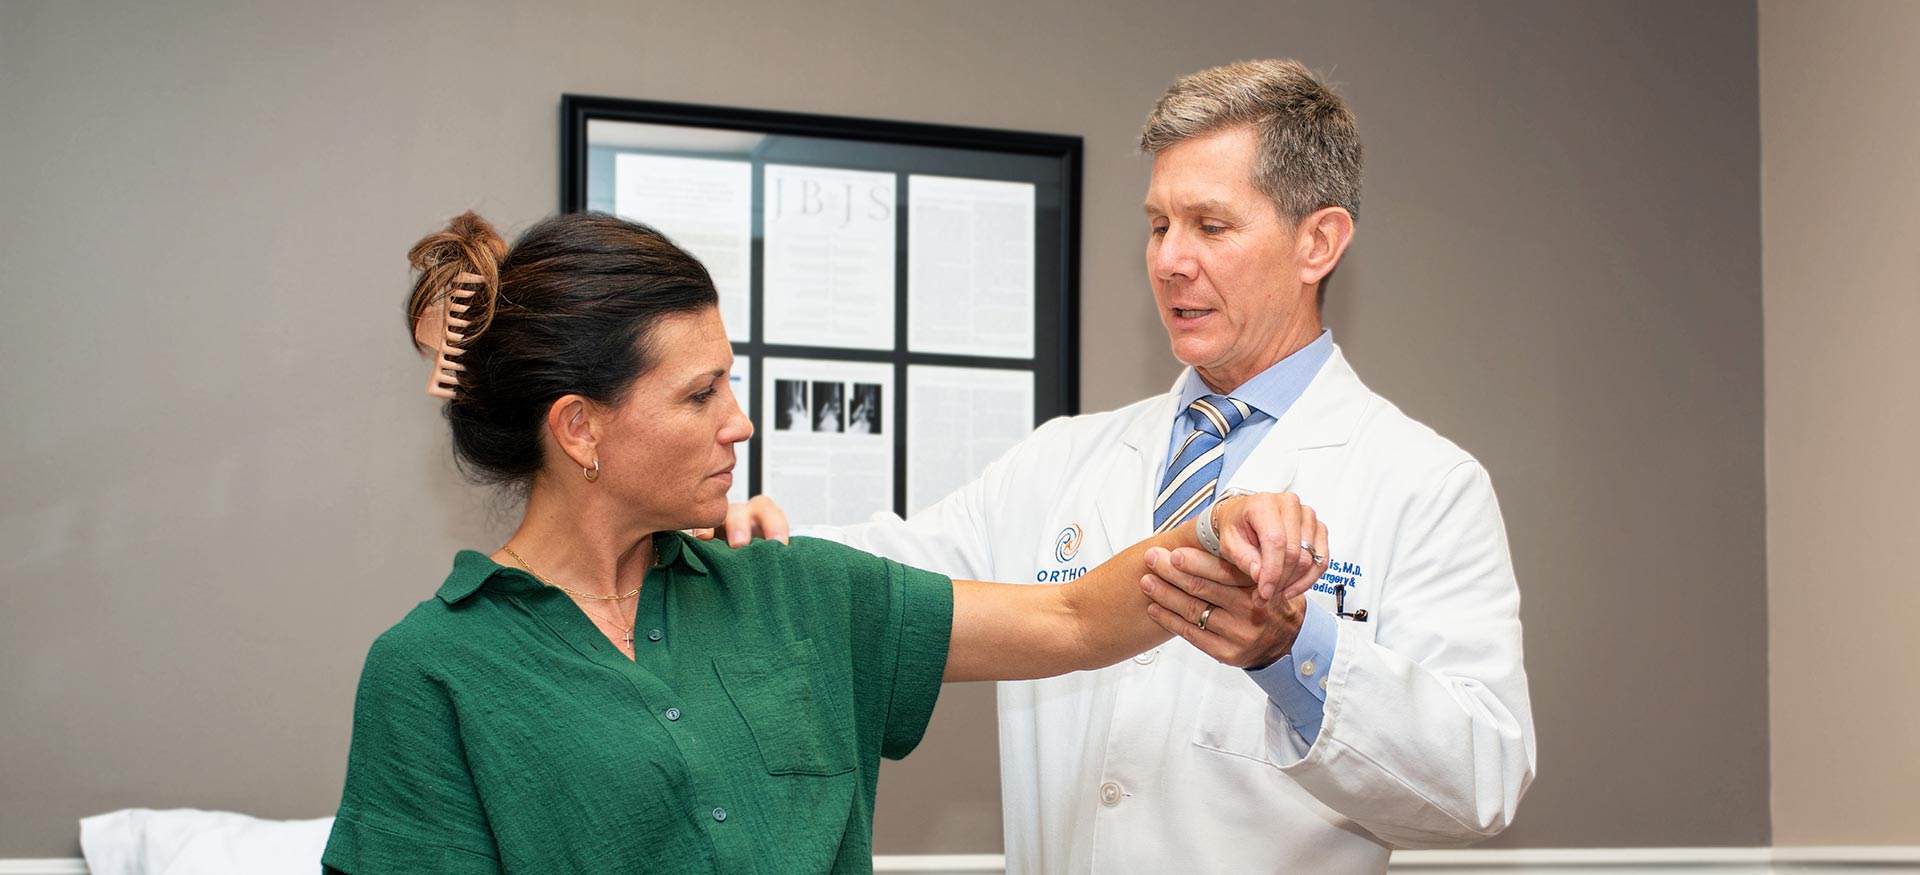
<box><xmin>1190</xmin><ymin>669</ymin><xmax>1285</xmax><ymax>767</ymax></box>
<box><xmin>715</xmin><ymin>638</ymin><xmax>856</xmax><ymax>777</ymax></box>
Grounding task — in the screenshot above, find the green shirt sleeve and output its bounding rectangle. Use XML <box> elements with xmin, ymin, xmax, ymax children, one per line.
<box><xmin>323</xmin><ymin>626</ymin><xmax>503</xmax><ymax>875</ymax></box>
<box><xmin>810</xmin><ymin>538</ymin><xmax>953</xmax><ymax>761</ymax></box>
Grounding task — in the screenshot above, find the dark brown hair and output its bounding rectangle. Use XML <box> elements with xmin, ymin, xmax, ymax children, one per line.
<box><xmin>405</xmin><ymin>211</ymin><xmax>719</xmax><ymax>487</ymax></box>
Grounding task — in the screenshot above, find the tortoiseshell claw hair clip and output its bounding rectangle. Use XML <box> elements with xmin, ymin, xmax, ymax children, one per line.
<box><xmin>412</xmin><ymin>271</ymin><xmax>486</xmax><ymax>399</ymax></box>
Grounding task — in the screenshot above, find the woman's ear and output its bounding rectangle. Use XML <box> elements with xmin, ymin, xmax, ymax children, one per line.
<box><xmin>1295</xmin><ymin>206</ymin><xmax>1356</xmax><ymax>286</ymax></box>
<box><xmin>545</xmin><ymin>396</ymin><xmax>598</xmax><ymax>471</ymax></box>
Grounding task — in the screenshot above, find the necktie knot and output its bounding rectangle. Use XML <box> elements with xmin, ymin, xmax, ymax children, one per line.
<box><xmin>1152</xmin><ymin>394</ymin><xmax>1253</xmax><ymax>533</ymax></box>
<box><xmin>1186</xmin><ymin>395</ymin><xmax>1251</xmax><ymax>440</ymax></box>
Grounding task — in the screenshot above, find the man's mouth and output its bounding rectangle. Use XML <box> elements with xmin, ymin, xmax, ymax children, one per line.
<box><xmin>1173</xmin><ymin>308</ymin><xmax>1212</xmax><ymax>319</ymax></box>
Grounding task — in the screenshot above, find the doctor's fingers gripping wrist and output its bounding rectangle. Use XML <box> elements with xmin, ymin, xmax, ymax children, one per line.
<box><xmin>1218</xmin><ymin>492</ymin><xmax>1305</xmax><ymax>601</ymax></box>
<box><xmin>1145</xmin><ymin>547</ymin><xmax>1258</xmax><ymax>614</ymax></box>
<box><xmin>1141</xmin><ymin>574</ymin><xmax>1238</xmax><ymax>660</ymax></box>
<box><xmin>1141</xmin><ymin>571</ymin><xmax>1291</xmax><ymax>669</ymax></box>
<box><xmin>1279</xmin><ymin>515</ymin><xmax>1330</xmax><ymax>603</ymax></box>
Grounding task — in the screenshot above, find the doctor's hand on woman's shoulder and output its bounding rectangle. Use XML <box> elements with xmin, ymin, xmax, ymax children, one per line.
<box><xmin>691</xmin><ymin>495</ymin><xmax>791</xmax><ymax>546</ymax></box>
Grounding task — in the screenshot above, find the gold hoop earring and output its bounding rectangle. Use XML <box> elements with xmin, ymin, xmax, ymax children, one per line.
<box><xmin>584</xmin><ymin>457</ymin><xmax>601</xmax><ymax>482</ymax></box>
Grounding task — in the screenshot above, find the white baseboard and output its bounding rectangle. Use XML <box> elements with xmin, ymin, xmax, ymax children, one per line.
<box><xmin>5</xmin><ymin>847</ymin><xmax>1916</xmax><ymax>875</ymax></box>
<box><xmin>866</xmin><ymin>848</ymin><xmax>1920</xmax><ymax>875</ymax></box>
<box><xmin>875</xmin><ymin>856</ymin><xmax>1007</xmax><ymax>873</ymax></box>
<box><xmin>0</xmin><ymin>863</ymin><xmax>88</xmax><ymax>875</ymax></box>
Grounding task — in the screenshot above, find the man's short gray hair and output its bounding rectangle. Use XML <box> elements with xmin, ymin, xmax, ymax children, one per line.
<box><xmin>1141</xmin><ymin>59</ymin><xmax>1363</xmax><ymax>223</ymax></box>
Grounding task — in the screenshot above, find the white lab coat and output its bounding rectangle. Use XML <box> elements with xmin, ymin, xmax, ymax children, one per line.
<box><xmin>818</xmin><ymin>348</ymin><xmax>1535</xmax><ymax>874</ymax></box>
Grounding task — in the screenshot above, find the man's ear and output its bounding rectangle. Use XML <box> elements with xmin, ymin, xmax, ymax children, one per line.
<box><xmin>545</xmin><ymin>396</ymin><xmax>598</xmax><ymax>470</ymax></box>
<box><xmin>1295</xmin><ymin>206</ymin><xmax>1356</xmax><ymax>287</ymax></box>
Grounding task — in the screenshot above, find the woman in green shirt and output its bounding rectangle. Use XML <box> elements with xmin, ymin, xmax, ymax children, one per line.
<box><xmin>323</xmin><ymin>211</ymin><xmax>1327</xmax><ymax>874</ymax></box>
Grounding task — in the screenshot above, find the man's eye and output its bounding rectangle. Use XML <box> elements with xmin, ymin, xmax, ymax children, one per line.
<box><xmin>1200</xmin><ymin>224</ymin><xmax>1226</xmax><ymax>234</ymax></box>
<box><xmin>1150</xmin><ymin>225</ymin><xmax>1169</xmax><ymax>237</ymax></box>
<box><xmin>692</xmin><ymin>388</ymin><xmax>718</xmax><ymax>404</ymax></box>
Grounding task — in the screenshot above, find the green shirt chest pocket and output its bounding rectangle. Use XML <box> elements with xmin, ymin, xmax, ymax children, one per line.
<box><xmin>714</xmin><ymin>638</ymin><xmax>856</xmax><ymax>777</ymax></box>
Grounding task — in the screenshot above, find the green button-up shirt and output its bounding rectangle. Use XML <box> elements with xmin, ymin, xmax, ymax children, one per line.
<box><xmin>322</xmin><ymin>533</ymin><xmax>953</xmax><ymax>874</ymax></box>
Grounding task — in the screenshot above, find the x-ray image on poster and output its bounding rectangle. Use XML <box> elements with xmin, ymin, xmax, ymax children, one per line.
<box><xmin>811</xmin><ymin>381</ymin><xmax>845</xmax><ymax>432</ymax></box>
<box><xmin>726</xmin><ymin>356</ymin><xmax>752</xmax><ymax>504</ymax></box>
<box><xmin>773</xmin><ymin>380</ymin><xmax>808</xmax><ymax>431</ymax></box>
<box><xmin>848</xmin><ymin>383</ymin><xmax>883</xmax><ymax>435</ymax></box>
<box><xmin>906</xmin><ymin>365</ymin><xmax>1033</xmax><ymax>516</ymax></box>
<box><xmin>760</xmin><ymin>358</ymin><xmax>894</xmax><ymax>526</ymax></box>
<box><xmin>762</xmin><ymin>165</ymin><xmax>897</xmax><ymax>351</ymax></box>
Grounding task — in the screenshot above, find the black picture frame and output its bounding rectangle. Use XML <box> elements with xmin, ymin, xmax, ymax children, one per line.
<box><xmin>560</xmin><ymin>95</ymin><xmax>1082</xmax><ymax>519</ymax></box>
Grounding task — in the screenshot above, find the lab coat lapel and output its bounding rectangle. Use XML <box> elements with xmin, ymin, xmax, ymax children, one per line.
<box><xmin>1227</xmin><ymin>346</ymin><xmax>1369</xmax><ymax>491</ymax></box>
<box><xmin>1091</xmin><ymin>379</ymin><xmax>1184</xmax><ymax>554</ymax></box>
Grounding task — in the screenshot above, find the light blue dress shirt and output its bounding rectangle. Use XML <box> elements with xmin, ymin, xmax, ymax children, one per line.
<box><xmin>1159</xmin><ymin>330</ymin><xmax>1339</xmax><ymax>745</ymax></box>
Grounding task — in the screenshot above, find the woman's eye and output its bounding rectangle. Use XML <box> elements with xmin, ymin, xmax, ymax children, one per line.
<box><xmin>692</xmin><ymin>388</ymin><xmax>718</xmax><ymax>404</ymax></box>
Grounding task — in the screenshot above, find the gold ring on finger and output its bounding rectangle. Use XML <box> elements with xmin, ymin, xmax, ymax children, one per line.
<box><xmin>1197</xmin><ymin>605</ymin><xmax>1214</xmax><ymax>631</ymax></box>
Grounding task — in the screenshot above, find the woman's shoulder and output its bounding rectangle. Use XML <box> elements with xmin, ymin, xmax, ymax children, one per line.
<box><xmin>356</xmin><ymin>551</ymin><xmax>501</xmax><ymax>676</ymax></box>
<box><xmin>682</xmin><ymin>533</ymin><xmax>902</xmax><ymax>580</ymax></box>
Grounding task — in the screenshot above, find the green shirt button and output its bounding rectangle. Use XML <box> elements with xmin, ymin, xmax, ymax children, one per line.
<box><xmin>647</xmin><ymin>629</ymin><xmax>663</xmax><ymax>642</ymax></box>
<box><xmin>665</xmin><ymin>707</ymin><xmax>681</xmax><ymax>722</ymax></box>
<box><xmin>711</xmin><ymin>807</ymin><xmax>727</xmax><ymax>822</ymax></box>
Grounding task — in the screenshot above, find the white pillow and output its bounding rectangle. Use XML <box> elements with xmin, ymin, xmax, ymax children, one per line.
<box><xmin>80</xmin><ymin>808</ymin><xmax>333</xmax><ymax>875</ymax></box>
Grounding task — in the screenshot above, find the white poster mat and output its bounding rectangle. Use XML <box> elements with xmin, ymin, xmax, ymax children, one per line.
<box><xmin>907</xmin><ymin>175</ymin><xmax>1035</xmax><ymax>358</ymax></box>
<box><xmin>906</xmin><ymin>365</ymin><xmax>1034</xmax><ymax>516</ymax></box>
<box><xmin>763</xmin><ymin>164</ymin><xmax>898</xmax><ymax>350</ymax></box>
<box><xmin>760</xmin><ymin>357</ymin><xmax>895</xmax><ymax>526</ymax></box>
<box><xmin>612</xmin><ymin>153</ymin><xmax>754</xmax><ymax>341</ymax></box>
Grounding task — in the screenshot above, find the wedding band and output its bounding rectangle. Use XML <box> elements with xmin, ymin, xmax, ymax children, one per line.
<box><xmin>1302</xmin><ymin>541</ymin><xmax>1325</xmax><ymax>565</ymax></box>
<box><xmin>1197</xmin><ymin>605</ymin><xmax>1214</xmax><ymax>631</ymax></box>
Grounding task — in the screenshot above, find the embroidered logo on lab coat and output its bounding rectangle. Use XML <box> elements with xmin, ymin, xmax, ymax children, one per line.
<box><xmin>1036</xmin><ymin>524</ymin><xmax>1090</xmax><ymax>582</ymax></box>
<box><xmin>1054</xmin><ymin>524</ymin><xmax>1083</xmax><ymax>562</ymax></box>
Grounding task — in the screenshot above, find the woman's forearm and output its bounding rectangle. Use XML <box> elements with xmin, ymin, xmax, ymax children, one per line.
<box><xmin>943</xmin><ymin>517</ymin><xmax>1204</xmax><ymax>682</ymax></box>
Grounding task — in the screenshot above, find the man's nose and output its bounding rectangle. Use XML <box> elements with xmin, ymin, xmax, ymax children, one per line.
<box><xmin>1151</xmin><ymin>228</ymin><xmax>1195</xmax><ymax>281</ymax></box>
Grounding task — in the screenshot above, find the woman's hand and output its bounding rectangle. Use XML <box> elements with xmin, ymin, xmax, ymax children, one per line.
<box><xmin>689</xmin><ymin>495</ymin><xmax>791</xmax><ymax>546</ymax></box>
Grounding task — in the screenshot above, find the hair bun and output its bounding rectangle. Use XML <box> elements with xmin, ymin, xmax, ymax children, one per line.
<box><xmin>405</xmin><ymin>211</ymin><xmax>509</xmax><ymax>356</ymax></box>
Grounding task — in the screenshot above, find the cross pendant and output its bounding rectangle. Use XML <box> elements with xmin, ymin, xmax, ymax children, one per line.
<box><xmin>623</xmin><ymin>629</ymin><xmax>635</xmax><ymax>647</ymax></box>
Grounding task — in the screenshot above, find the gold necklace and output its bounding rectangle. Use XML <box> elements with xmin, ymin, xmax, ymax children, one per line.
<box><xmin>500</xmin><ymin>545</ymin><xmax>638</xmax><ymax>650</ymax></box>
<box><xmin>501</xmin><ymin>545</ymin><xmax>641</xmax><ymax>600</ymax></box>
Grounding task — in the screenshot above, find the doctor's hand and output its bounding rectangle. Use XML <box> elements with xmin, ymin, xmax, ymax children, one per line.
<box><xmin>1212</xmin><ymin>491</ymin><xmax>1329</xmax><ymax>603</ymax></box>
<box><xmin>1141</xmin><ymin>546</ymin><xmax>1307</xmax><ymax>670</ymax></box>
<box><xmin>689</xmin><ymin>495</ymin><xmax>791</xmax><ymax>547</ymax></box>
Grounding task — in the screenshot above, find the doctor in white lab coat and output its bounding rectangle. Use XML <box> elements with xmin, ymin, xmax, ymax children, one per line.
<box><xmin>732</xmin><ymin>59</ymin><xmax>1535</xmax><ymax>874</ymax></box>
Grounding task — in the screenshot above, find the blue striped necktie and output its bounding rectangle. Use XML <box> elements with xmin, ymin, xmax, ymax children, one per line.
<box><xmin>1152</xmin><ymin>395</ymin><xmax>1252</xmax><ymax>533</ymax></box>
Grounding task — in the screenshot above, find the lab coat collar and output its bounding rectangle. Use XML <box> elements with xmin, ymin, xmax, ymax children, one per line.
<box><xmin>1118</xmin><ymin>345</ymin><xmax>1366</xmax><ymax>458</ymax></box>
<box><xmin>1101</xmin><ymin>347</ymin><xmax>1369</xmax><ymax>545</ymax></box>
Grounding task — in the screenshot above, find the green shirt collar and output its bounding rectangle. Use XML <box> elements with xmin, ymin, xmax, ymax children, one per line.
<box><xmin>436</xmin><ymin>532</ymin><xmax>708</xmax><ymax>605</ymax></box>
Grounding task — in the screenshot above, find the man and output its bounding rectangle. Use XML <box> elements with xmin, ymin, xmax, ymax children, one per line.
<box><xmin>730</xmin><ymin>59</ymin><xmax>1534</xmax><ymax>873</ymax></box>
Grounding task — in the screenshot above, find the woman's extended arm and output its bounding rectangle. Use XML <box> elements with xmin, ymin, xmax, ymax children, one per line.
<box><xmin>943</xmin><ymin>492</ymin><xmax>1327</xmax><ymax>682</ymax></box>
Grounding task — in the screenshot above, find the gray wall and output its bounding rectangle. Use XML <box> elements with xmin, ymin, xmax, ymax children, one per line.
<box><xmin>0</xmin><ymin>0</ymin><xmax>1767</xmax><ymax>856</ymax></box>
<box><xmin>1761</xmin><ymin>0</ymin><xmax>1920</xmax><ymax>846</ymax></box>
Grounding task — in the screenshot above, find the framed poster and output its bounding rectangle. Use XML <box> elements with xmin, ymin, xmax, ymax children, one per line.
<box><xmin>562</xmin><ymin>96</ymin><xmax>1080</xmax><ymax>525</ymax></box>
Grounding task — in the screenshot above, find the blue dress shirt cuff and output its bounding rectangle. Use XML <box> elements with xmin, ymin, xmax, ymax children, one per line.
<box><xmin>1246</xmin><ymin>602</ymin><xmax>1339</xmax><ymax>744</ymax></box>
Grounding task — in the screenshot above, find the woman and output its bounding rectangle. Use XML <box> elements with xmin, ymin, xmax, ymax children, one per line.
<box><xmin>323</xmin><ymin>211</ymin><xmax>1326</xmax><ymax>874</ymax></box>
